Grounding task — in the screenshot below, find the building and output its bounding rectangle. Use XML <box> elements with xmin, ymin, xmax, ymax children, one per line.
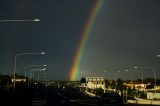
<box><xmin>147</xmin><ymin>91</ymin><xmax>160</xmax><ymax>99</ymax></box>
<box><xmin>155</xmin><ymin>84</ymin><xmax>160</xmax><ymax>90</ymax></box>
<box><xmin>86</xmin><ymin>77</ymin><xmax>105</xmax><ymax>90</ymax></box>
<box><xmin>11</xmin><ymin>76</ymin><xmax>26</xmax><ymax>83</ymax></box>
<box><xmin>11</xmin><ymin>78</ymin><xmax>26</xmax><ymax>82</ymax></box>
<box><xmin>124</xmin><ymin>82</ymin><xmax>147</xmax><ymax>91</ymax></box>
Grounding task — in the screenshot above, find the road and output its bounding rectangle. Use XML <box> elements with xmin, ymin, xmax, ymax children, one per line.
<box><xmin>1</xmin><ymin>84</ymin><xmax>158</xmax><ymax>106</ymax></box>
<box><xmin>31</xmin><ymin>86</ymin><xmax>156</xmax><ymax>106</ymax></box>
<box><xmin>32</xmin><ymin>86</ymin><xmax>160</xmax><ymax>106</ymax></box>
<box><xmin>57</xmin><ymin>86</ymin><xmax>160</xmax><ymax>106</ymax></box>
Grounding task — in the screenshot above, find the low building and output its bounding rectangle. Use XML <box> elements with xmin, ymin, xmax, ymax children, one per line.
<box><xmin>147</xmin><ymin>91</ymin><xmax>160</xmax><ymax>99</ymax></box>
<box><xmin>155</xmin><ymin>84</ymin><xmax>160</xmax><ymax>90</ymax></box>
<box><xmin>124</xmin><ymin>82</ymin><xmax>147</xmax><ymax>91</ymax></box>
<box><xmin>86</xmin><ymin>77</ymin><xmax>105</xmax><ymax>90</ymax></box>
<box><xmin>11</xmin><ymin>78</ymin><xmax>26</xmax><ymax>82</ymax></box>
<box><xmin>11</xmin><ymin>76</ymin><xmax>26</xmax><ymax>83</ymax></box>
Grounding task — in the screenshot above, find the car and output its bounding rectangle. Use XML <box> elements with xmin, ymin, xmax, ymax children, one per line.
<box><xmin>97</xmin><ymin>92</ymin><xmax>124</xmax><ymax>106</ymax></box>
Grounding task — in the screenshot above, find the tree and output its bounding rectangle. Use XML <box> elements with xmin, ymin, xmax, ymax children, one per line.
<box><xmin>135</xmin><ymin>79</ymin><xmax>142</xmax><ymax>82</ymax></box>
<box><xmin>0</xmin><ymin>75</ymin><xmax>11</xmax><ymax>87</ymax></box>
<box><xmin>109</xmin><ymin>80</ymin><xmax>115</xmax><ymax>89</ymax></box>
<box><xmin>80</xmin><ymin>77</ymin><xmax>86</xmax><ymax>83</ymax></box>
<box><xmin>95</xmin><ymin>87</ymin><xmax>104</xmax><ymax>96</ymax></box>
<box><xmin>144</xmin><ymin>78</ymin><xmax>154</xmax><ymax>84</ymax></box>
<box><xmin>156</xmin><ymin>79</ymin><xmax>160</xmax><ymax>84</ymax></box>
<box><xmin>105</xmin><ymin>80</ymin><xmax>110</xmax><ymax>89</ymax></box>
<box><xmin>116</xmin><ymin>78</ymin><xmax>123</xmax><ymax>91</ymax></box>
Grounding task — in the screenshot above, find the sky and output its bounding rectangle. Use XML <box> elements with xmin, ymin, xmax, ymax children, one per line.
<box><xmin>0</xmin><ymin>0</ymin><xmax>160</xmax><ymax>81</ymax></box>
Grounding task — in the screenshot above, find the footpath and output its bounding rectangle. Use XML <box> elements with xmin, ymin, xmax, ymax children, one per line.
<box><xmin>127</xmin><ymin>97</ymin><xmax>160</xmax><ymax>105</ymax></box>
<box><xmin>85</xmin><ymin>91</ymin><xmax>160</xmax><ymax>105</ymax></box>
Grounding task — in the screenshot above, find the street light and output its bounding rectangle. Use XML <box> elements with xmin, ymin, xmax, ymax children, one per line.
<box><xmin>114</xmin><ymin>66</ymin><xmax>133</xmax><ymax>91</ymax></box>
<box><xmin>30</xmin><ymin>68</ymin><xmax>46</xmax><ymax>82</ymax></box>
<box><xmin>132</xmin><ymin>68</ymin><xmax>144</xmax><ymax>84</ymax></box>
<box><xmin>13</xmin><ymin>52</ymin><xmax>45</xmax><ymax>91</ymax></box>
<box><xmin>114</xmin><ymin>66</ymin><xmax>135</xmax><ymax>92</ymax></box>
<box><xmin>114</xmin><ymin>70</ymin><xmax>121</xmax><ymax>92</ymax></box>
<box><xmin>156</xmin><ymin>54</ymin><xmax>160</xmax><ymax>58</ymax></box>
<box><xmin>0</xmin><ymin>19</ymin><xmax>40</xmax><ymax>22</ymax></box>
<box><xmin>25</xmin><ymin>64</ymin><xmax>47</xmax><ymax>87</ymax></box>
<box><xmin>0</xmin><ymin>18</ymin><xmax>42</xmax><ymax>90</ymax></box>
<box><xmin>125</xmin><ymin>70</ymin><xmax>133</xmax><ymax>83</ymax></box>
<box><xmin>29</xmin><ymin>68</ymin><xmax>46</xmax><ymax>88</ymax></box>
<box><xmin>79</xmin><ymin>70</ymin><xmax>91</xmax><ymax>78</ymax></box>
<box><xmin>25</xmin><ymin>64</ymin><xmax>47</xmax><ymax>78</ymax></box>
<box><xmin>134</xmin><ymin>66</ymin><xmax>156</xmax><ymax>94</ymax></box>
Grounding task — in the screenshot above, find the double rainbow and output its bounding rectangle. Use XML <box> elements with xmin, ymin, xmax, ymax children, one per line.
<box><xmin>69</xmin><ymin>0</ymin><xmax>105</xmax><ymax>81</ymax></box>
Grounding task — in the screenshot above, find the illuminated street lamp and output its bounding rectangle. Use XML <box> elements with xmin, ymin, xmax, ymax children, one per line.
<box><xmin>131</xmin><ymin>67</ymin><xmax>144</xmax><ymax>84</ymax></box>
<box><xmin>125</xmin><ymin>70</ymin><xmax>133</xmax><ymax>83</ymax></box>
<box><xmin>114</xmin><ymin>70</ymin><xmax>121</xmax><ymax>92</ymax></box>
<box><xmin>28</xmin><ymin>68</ymin><xmax>46</xmax><ymax>88</ymax></box>
<box><xmin>25</xmin><ymin>64</ymin><xmax>47</xmax><ymax>87</ymax></box>
<box><xmin>25</xmin><ymin>64</ymin><xmax>47</xmax><ymax>78</ymax></box>
<box><xmin>156</xmin><ymin>54</ymin><xmax>160</xmax><ymax>58</ymax></box>
<box><xmin>0</xmin><ymin>18</ymin><xmax>41</xmax><ymax>91</ymax></box>
<box><xmin>78</xmin><ymin>70</ymin><xmax>91</xmax><ymax>78</ymax></box>
<box><xmin>13</xmin><ymin>52</ymin><xmax>45</xmax><ymax>91</ymax></box>
<box><xmin>0</xmin><ymin>19</ymin><xmax>40</xmax><ymax>22</ymax></box>
<box><xmin>134</xmin><ymin>66</ymin><xmax>156</xmax><ymax>94</ymax></box>
<box><xmin>30</xmin><ymin>68</ymin><xmax>46</xmax><ymax>82</ymax></box>
<box><xmin>114</xmin><ymin>66</ymin><xmax>133</xmax><ymax>91</ymax></box>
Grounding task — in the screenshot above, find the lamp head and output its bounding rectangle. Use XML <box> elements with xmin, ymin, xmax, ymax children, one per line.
<box><xmin>41</xmin><ymin>52</ymin><xmax>45</xmax><ymax>54</ymax></box>
<box><xmin>125</xmin><ymin>70</ymin><xmax>129</xmax><ymax>72</ymax></box>
<box><xmin>134</xmin><ymin>66</ymin><xmax>138</xmax><ymax>69</ymax></box>
<box><xmin>41</xmin><ymin>68</ymin><xmax>46</xmax><ymax>71</ymax></box>
<box><xmin>34</xmin><ymin>19</ymin><xmax>40</xmax><ymax>22</ymax></box>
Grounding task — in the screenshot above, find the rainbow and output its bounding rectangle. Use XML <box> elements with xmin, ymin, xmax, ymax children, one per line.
<box><xmin>69</xmin><ymin>0</ymin><xmax>105</xmax><ymax>81</ymax></box>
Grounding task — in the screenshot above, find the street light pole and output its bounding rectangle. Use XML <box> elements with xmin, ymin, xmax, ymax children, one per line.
<box><xmin>114</xmin><ymin>66</ymin><xmax>133</xmax><ymax>90</ymax></box>
<box><xmin>13</xmin><ymin>52</ymin><xmax>45</xmax><ymax>92</ymax></box>
<box><xmin>0</xmin><ymin>18</ymin><xmax>41</xmax><ymax>91</ymax></box>
<box><xmin>132</xmin><ymin>68</ymin><xmax>144</xmax><ymax>84</ymax></box>
<box><xmin>0</xmin><ymin>19</ymin><xmax>40</xmax><ymax>22</ymax></box>
<box><xmin>115</xmin><ymin>73</ymin><xmax>117</xmax><ymax>92</ymax></box>
<box><xmin>25</xmin><ymin>64</ymin><xmax>47</xmax><ymax>87</ymax></box>
<box><xmin>134</xmin><ymin>66</ymin><xmax>156</xmax><ymax>94</ymax></box>
<box><xmin>125</xmin><ymin>70</ymin><xmax>133</xmax><ymax>83</ymax></box>
<box><xmin>30</xmin><ymin>68</ymin><xmax>46</xmax><ymax>83</ymax></box>
<box><xmin>114</xmin><ymin>71</ymin><xmax>121</xmax><ymax>92</ymax></box>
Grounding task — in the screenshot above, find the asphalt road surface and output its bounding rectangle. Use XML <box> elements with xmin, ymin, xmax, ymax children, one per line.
<box><xmin>2</xmin><ymin>85</ymin><xmax>158</xmax><ymax>106</ymax></box>
<box><xmin>10</xmin><ymin>86</ymin><xmax>160</xmax><ymax>106</ymax></box>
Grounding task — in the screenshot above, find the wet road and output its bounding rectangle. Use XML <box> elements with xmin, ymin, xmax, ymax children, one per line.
<box><xmin>1</xmin><ymin>85</ymin><xmax>158</xmax><ymax>106</ymax></box>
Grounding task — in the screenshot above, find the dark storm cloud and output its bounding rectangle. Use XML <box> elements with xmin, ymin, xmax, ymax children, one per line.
<box><xmin>0</xmin><ymin>0</ymin><xmax>160</xmax><ymax>80</ymax></box>
<box><xmin>80</xmin><ymin>0</ymin><xmax>160</xmax><ymax>80</ymax></box>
